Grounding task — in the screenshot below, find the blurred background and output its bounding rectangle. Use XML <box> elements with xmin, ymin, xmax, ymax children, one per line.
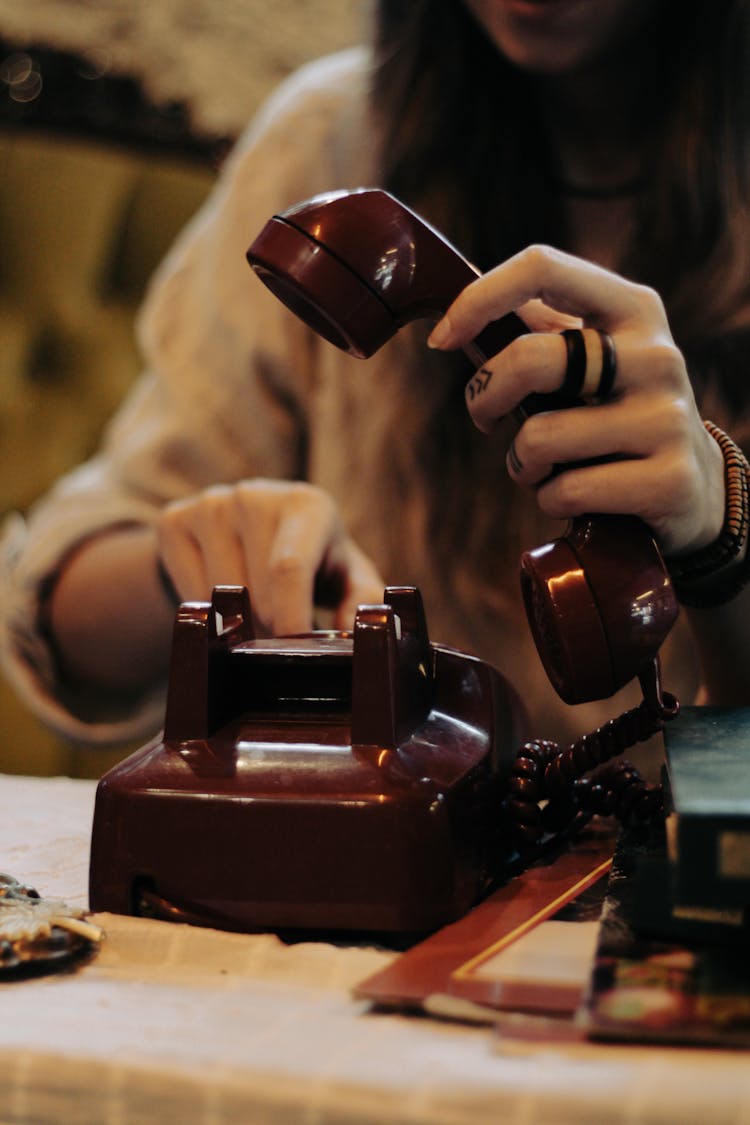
<box><xmin>0</xmin><ymin>0</ymin><xmax>367</xmax><ymax>776</ymax></box>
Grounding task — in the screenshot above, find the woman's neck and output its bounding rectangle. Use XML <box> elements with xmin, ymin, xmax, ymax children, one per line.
<box><xmin>562</xmin><ymin>194</ymin><xmax>636</xmax><ymax>271</ymax></box>
<box><xmin>533</xmin><ymin>40</ymin><xmax>664</xmax><ymax>197</ymax></box>
<box><xmin>531</xmin><ymin>47</ymin><xmax>666</xmax><ymax>272</ymax></box>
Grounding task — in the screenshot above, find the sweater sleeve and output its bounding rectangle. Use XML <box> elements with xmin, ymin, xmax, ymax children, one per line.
<box><xmin>0</xmin><ymin>47</ymin><xmax>372</xmax><ymax>743</ymax></box>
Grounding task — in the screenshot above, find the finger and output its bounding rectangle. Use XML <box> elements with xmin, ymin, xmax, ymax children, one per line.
<box><xmin>467</xmin><ymin>328</ymin><xmax>616</xmax><ymax>432</ymax></box>
<box><xmin>331</xmin><ymin>540</ymin><xmax>386</xmax><ymax>630</ymax></box>
<box><xmin>514</xmin><ymin>298</ymin><xmax>582</xmax><ymax>334</ymax></box>
<box><xmin>523</xmin><ymin>404</ymin><xmax>714</xmax><ymax>558</ymax></box>
<box><xmin>466</xmin><ymin>331</ymin><xmax>569</xmax><ymax>432</ymax></box>
<box><xmin>467</xmin><ymin>326</ymin><xmax>687</xmax><ymax>434</ymax></box>
<box><xmin>188</xmin><ymin>491</ymin><xmax>250</xmax><ymax>592</ymax></box>
<box><xmin>429</xmin><ymin>244</ymin><xmax>667</xmax><ymax>349</ymax></box>
<box><xmin>256</xmin><ymin>487</ymin><xmax>342</xmax><ymax>635</ymax></box>
<box><xmin>158</xmin><ymin>496</ymin><xmax>248</xmax><ymax>601</ymax></box>
<box><xmin>533</xmin><ymin>449</ymin><xmax>692</xmax><ymax>550</ymax></box>
<box><xmin>231</xmin><ymin>482</ymin><xmax>289</xmax><ymax>623</ymax></box>
<box><xmin>507</xmin><ymin>391</ymin><xmax>678</xmax><ymax>487</ymax></box>
<box><xmin>158</xmin><ymin>524</ymin><xmax>208</xmax><ymax>602</ymax></box>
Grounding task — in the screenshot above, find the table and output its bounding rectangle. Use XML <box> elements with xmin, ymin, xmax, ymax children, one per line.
<box><xmin>1</xmin><ymin>773</ymin><xmax>749</xmax><ymax>1125</ymax></box>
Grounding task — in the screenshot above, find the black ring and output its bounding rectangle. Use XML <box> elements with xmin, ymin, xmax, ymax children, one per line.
<box><xmin>560</xmin><ymin>328</ymin><xmax>587</xmax><ymax>403</ymax></box>
<box><xmin>508</xmin><ymin>439</ymin><xmax>524</xmax><ymax>476</ymax></box>
<box><xmin>595</xmin><ymin>331</ymin><xmax>617</xmax><ymax>401</ymax></box>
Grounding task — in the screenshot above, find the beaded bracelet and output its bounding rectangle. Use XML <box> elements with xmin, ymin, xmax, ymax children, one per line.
<box><xmin>666</xmin><ymin>421</ymin><xmax>750</xmax><ymax>608</ymax></box>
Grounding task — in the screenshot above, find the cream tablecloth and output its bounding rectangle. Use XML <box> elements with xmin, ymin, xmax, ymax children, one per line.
<box><xmin>1</xmin><ymin>772</ymin><xmax>749</xmax><ymax>1125</ymax></box>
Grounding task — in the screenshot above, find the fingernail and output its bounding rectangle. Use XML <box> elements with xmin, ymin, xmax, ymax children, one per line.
<box><xmin>427</xmin><ymin>317</ymin><xmax>452</xmax><ymax>349</ymax></box>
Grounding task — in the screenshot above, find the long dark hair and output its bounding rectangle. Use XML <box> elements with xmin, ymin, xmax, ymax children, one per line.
<box><xmin>359</xmin><ymin>0</ymin><xmax>750</xmax><ymax>594</ymax></box>
<box><xmin>371</xmin><ymin>0</ymin><xmax>750</xmax><ymax>404</ymax></box>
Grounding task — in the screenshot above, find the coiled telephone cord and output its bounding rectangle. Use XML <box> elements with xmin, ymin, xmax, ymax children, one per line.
<box><xmin>507</xmin><ymin>658</ymin><xmax>679</xmax><ymax>856</ymax></box>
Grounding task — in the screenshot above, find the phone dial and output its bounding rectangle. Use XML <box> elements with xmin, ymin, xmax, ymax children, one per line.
<box><xmin>89</xmin><ymin>190</ymin><xmax>681</xmax><ymax>937</ymax></box>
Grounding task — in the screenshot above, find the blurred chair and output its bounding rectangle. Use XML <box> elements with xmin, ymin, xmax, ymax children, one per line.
<box><xmin>0</xmin><ymin>38</ymin><xmax>226</xmax><ymax>776</ymax></box>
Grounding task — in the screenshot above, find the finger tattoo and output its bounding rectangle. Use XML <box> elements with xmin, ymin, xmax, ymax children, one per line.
<box><xmin>467</xmin><ymin>367</ymin><xmax>494</xmax><ymax>402</ymax></box>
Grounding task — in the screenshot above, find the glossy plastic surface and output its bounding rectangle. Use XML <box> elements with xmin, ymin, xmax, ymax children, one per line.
<box><xmin>247</xmin><ymin>189</ymin><xmax>680</xmax><ymax>704</ymax></box>
<box><xmin>247</xmin><ymin>188</ymin><xmax>527</xmax><ymax>362</ymax></box>
<box><xmin>520</xmin><ymin>515</ymin><xmax>678</xmax><ymax>704</ymax></box>
<box><xmin>89</xmin><ymin>586</ymin><xmax>525</xmax><ymax>935</ymax></box>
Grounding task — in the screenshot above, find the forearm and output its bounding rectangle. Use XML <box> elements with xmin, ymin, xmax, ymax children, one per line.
<box><xmin>48</xmin><ymin>525</ymin><xmax>175</xmax><ymax>696</ymax></box>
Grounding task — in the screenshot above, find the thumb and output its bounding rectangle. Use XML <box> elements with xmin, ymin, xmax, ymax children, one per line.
<box><xmin>515</xmin><ymin>298</ymin><xmax>582</xmax><ymax>333</ymax></box>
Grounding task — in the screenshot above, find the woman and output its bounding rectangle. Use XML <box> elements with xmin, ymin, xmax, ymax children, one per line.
<box><xmin>2</xmin><ymin>0</ymin><xmax>749</xmax><ymax>747</ymax></box>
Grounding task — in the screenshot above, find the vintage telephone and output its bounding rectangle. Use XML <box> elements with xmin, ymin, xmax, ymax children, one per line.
<box><xmin>88</xmin><ymin>190</ymin><xmax>681</xmax><ymax>938</ymax></box>
<box><xmin>90</xmin><ymin>585</ymin><xmax>527</xmax><ymax>934</ymax></box>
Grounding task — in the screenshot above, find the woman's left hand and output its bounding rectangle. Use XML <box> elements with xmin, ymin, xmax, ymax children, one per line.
<box><xmin>427</xmin><ymin>244</ymin><xmax>725</xmax><ymax>559</ymax></box>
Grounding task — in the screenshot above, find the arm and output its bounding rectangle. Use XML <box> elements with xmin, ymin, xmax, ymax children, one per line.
<box><xmin>428</xmin><ymin>244</ymin><xmax>750</xmax><ymax>704</ymax></box>
<box><xmin>48</xmin><ymin>524</ymin><xmax>174</xmax><ymax>696</ymax></box>
<box><xmin>0</xmin><ymin>50</ymin><xmax>380</xmax><ymax>739</ymax></box>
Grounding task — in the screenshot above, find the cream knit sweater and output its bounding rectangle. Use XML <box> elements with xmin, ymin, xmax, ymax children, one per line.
<box><xmin>0</xmin><ymin>48</ymin><xmax>700</xmax><ymax>752</ymax></box>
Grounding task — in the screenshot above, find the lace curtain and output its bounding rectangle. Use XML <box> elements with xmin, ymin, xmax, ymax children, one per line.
<box><xmin>0</xmin><ymin>0</ymin><xmax>366</xmax><ymax>138</ymax></box>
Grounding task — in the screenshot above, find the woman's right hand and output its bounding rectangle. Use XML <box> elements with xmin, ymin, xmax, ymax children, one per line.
<box><xmin>156</xmin><ymin>479</ymin><xmax>385</xmax><ymax>636</ymax></box>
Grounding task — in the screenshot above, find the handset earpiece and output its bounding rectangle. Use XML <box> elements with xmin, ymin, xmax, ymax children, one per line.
<box><xmin>247</xmin><ymin>189</ymin><xmax>679</xmax><ymax>705</ymax></box>
<box><xmin>247</xmin><ymin>188</ymin><xmax>527</xmax><ymax>364</ymax></box>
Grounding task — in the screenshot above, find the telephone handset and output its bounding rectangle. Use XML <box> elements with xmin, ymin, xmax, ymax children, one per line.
<box><xmin>87</xmin><ymin>192</ymin><xmax>682</xmax><ymax>940</ymax></box>
<box><xmin>246</xmin><ymin>188</ymin><xmax>679</xmax><ymax>705</ymax></box>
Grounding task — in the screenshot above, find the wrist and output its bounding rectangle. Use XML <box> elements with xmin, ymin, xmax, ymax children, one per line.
<box><xmin>665</xmin><ymin>421</ymin><xmax>750</xmax><ymax>608</ymax></box>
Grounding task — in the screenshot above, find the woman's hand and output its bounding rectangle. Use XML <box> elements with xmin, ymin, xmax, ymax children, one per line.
<box><xmin>428</xmin><ymin>244</ymin><xmax>725</xmax><ymax>559</ymax></box>
<box><xmin>157</xmin><ymin>479</ymin><xmax>384</xmax><ymax>635</ymax></box>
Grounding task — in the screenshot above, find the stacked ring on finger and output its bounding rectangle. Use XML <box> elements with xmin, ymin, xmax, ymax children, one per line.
<box><xmin>559</xmin><ymin>327</ymin><xmax>618</xmax><ymax>404</ymax></box>
<box><xmin>666</xmin><ymin>421</ymin><xmax>750</xmax><ymax>608</ymax></box>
